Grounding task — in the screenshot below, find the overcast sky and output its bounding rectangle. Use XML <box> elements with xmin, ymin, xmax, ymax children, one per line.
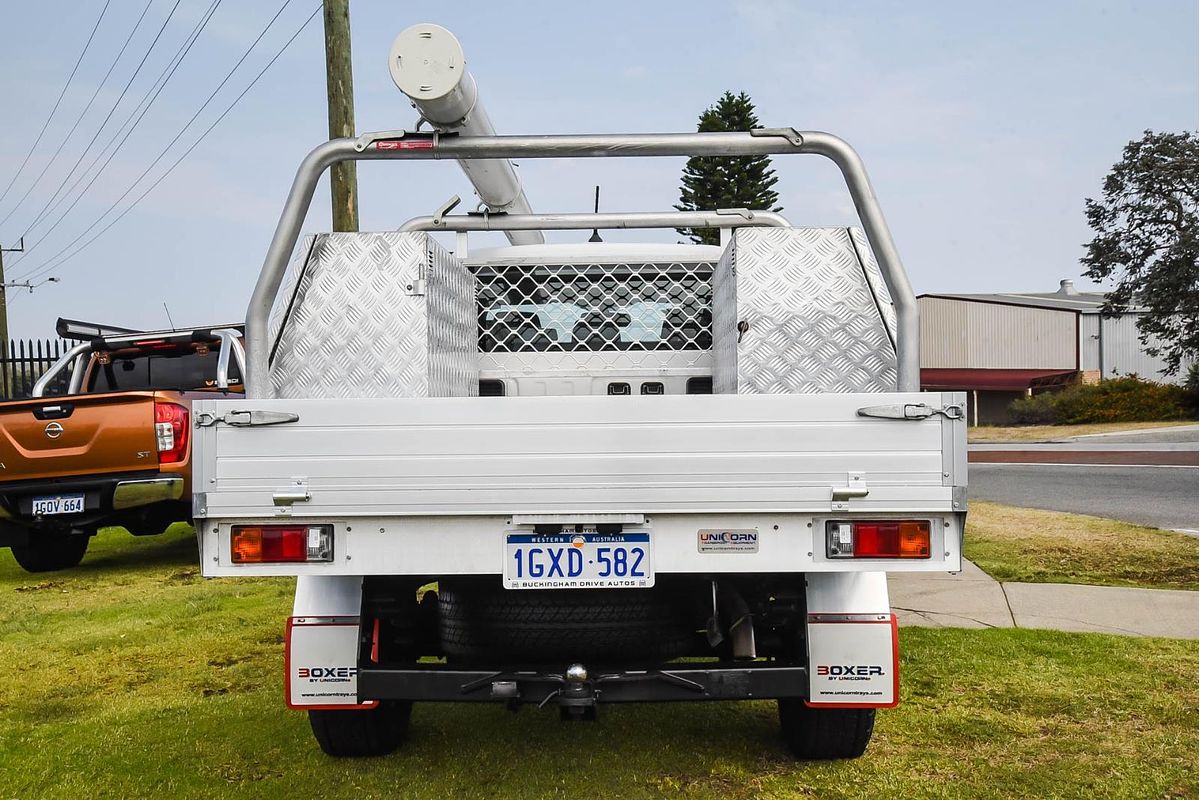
<box><xmin>0</xmin><ymin>0</ymin><xmax>1196</xmax><ymax>338</ymax></box>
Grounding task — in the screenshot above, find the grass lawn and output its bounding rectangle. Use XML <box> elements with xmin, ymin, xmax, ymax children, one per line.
<box><xmin>0</xmin><ymin>526</ymin><xmax>1196</xmax><ymax>798</ymax></box>
<box><xmin>965</xmin><ymin>501</ymin><xmax>1199</xmax><ymax>590</ymax></box>
<box><xmin>968</xmin><ymin>420</ymin><xmax>1193</xmax><ymax>442</ymax></box>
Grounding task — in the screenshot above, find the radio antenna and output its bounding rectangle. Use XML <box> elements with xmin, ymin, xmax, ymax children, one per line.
<box><xmin>588</xmin><ymin>185</ymin><xmax>603</xmax><ymax>243</ymax></box>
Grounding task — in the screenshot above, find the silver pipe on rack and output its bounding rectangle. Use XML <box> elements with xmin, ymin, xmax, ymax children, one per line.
<box><xmin>397</xmin><ymin>208</ymin><xmax>791</xmax><ymax>233</ymax></box>
<box><xmin>388</xmin><ymin>24</ymin><xmax>542</xmax><ymax>246</ymax></box>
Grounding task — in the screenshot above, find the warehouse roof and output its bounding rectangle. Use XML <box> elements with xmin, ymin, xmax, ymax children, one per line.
<box><xmin>919</xmin><ymin>280</ymin><xmax>1143</xmax><ymax>313</ymax></box>
<box><xmin>921</xmin><ymin>368</ymin><xmax>1078</xmax><ymax>391</ymax></box>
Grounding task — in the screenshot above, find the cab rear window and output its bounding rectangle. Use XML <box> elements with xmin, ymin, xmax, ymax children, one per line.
<box><xmin>86</xmin><ymin>348</ymin><xmax>239</xmax><ymax>392</ymax></box>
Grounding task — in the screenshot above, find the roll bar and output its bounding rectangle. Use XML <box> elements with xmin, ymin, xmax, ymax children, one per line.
<box><xmin>32</xmin><ymin>343</ymin><xmax>90</xmax><ymax>398</ymax></box>
<box><xmin>212</xmin><ymin>328</ymin><xmax>247</xmax><ymax>391</ymax></box>
<box><xmin>246</xmin><ymin>128</ymin><xmax>919</xmax><ymax>396</ymax></box>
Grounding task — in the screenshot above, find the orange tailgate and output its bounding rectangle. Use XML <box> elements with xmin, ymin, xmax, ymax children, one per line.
<box><xmin>0</xmin><ymin>392</ymin><xmax>160</xmax><ymax>483</ymax></box>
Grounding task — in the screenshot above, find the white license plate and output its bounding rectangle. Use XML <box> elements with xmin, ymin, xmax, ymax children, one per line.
<box><xmin>31</xmin><ymin>494</ymin><xmax>85</xmax><ymax>515</ymax></box>
<box><xmin>504</xmin><ymin>532</ymin><xmax>654</xmax><ymax>590</ymax></box>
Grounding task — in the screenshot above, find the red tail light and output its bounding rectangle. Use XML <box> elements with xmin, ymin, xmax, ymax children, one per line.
<box><xmin>231</xmin><ymin>525</ymin><xmax>334</xmax><ymax>563</ymax></box>
<box><xmin>827</xmin><ymin>520</ymin><xmax>931</xmax><ymax>559</ymax></box>
<box><xmin>154</xmin><ymin>401</ymin><xmax>189</xmax><ymax>464</ymax></box>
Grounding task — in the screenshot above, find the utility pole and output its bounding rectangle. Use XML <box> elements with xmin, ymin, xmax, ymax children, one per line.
<box><xmin>323</xmin><ymin>0</ymin><xmax>358</xmax><ymax>232</ymax></box>
<box><xmin>0</xmin><ymin>238</ymin><xmax>26</xmax><ymax>347</ymax></box>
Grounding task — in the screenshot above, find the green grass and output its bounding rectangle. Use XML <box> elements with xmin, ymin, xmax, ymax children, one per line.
<box><xmin>965</xmin><ymin>502</ymin><xmax>1199</xmax><ymax>590</ymax></box>
<box><xmin>0</xmin><ymin>526</ymin><xmax>1196</xmax><ymax>799</ymax></box>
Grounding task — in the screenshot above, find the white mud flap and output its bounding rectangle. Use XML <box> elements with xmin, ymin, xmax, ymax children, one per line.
<box><xmin>805</xmin><ymin>613</ymin><xmax>899</xmax><ymax>708</ymax></box>
<box><xmin>285</xmin><ymin>616</ymin><xmax>377</xmax><ymax>709</ymax></box>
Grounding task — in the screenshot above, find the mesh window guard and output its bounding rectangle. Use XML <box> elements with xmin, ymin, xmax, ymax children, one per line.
<box><xmin>473</xmin><ymin>260</ymin><xmax>714</xmax><ymax>371</ymax></box>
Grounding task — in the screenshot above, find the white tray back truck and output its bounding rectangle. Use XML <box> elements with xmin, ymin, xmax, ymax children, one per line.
<box><xmin>193</xmin><ymin>24</ymin><xmax>966</xmax><ymax>759</ymax></box>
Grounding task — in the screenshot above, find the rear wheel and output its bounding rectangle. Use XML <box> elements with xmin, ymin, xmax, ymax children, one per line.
<box><xmin>778</xmin><ymin>698</ymin><xmax>875</xmax><ymax>760</ymax></box>
<box><xmin>308</xmin><ymin>700</ymin><xmax>413</xmax><ymax>757</ymax></box>
<box><xmin>10</xmin><ymin>532</ymin><xmax>90</xmax><ymax>573</ymax></box>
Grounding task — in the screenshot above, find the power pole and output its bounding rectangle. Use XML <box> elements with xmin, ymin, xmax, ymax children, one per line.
<box><xmin>0</xmin><ymin>238</ymin><xmax>26</xmax><ymax>347</ymax></box>
<box><xmin>323</xmin><ymin>0</ymin><xmax>358</xmax><ymax>232</ymax></box>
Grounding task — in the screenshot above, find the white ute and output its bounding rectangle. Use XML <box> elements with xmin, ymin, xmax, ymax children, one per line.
<box><xmin>193</xmin><ymin>23</ymin><xmax>967</xmax><ymax>759</ymax></box>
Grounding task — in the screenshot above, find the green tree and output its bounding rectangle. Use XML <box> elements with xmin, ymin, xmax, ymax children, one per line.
<box><xmin>1081</xmin><ymin>130</ymin><xmax>1198</xmax><ymax>376</ymax></box>
<box><xmin>675</xmin><ymin>91</ymin><xmax>780</xmax><ymax>245</ymax></box>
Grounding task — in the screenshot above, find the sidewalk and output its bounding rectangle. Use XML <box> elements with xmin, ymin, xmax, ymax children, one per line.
<box><xmin>888</xmin><ymin>561</ymin><xmax>1199</xmax><ymax>639</ymax></box>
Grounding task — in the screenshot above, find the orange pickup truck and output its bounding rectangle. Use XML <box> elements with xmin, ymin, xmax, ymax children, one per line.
<box><xmin>0</xmin><ymin>320</ymin><xmax>243</xmax><ymax>572</ymax></box>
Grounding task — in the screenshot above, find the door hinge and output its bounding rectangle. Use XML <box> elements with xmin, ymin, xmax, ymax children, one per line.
<box><xmin>273</xmin><ymin>478</ymin><xmax>310</xmax><ymax>507</ymax></box>
<box><xmin>831</xmin><ymin>471</ymin><xmax>869</xmax><ymax>511</ymax></box>
<box><xmin>856</xmin><ymin>403</ymin><xmax>964</xmax><ymax>421</ymax></box>
<box><xmin>195</xmin><ymin>410</ymin><xmax>300</xmax><ymax>428</ymax></box>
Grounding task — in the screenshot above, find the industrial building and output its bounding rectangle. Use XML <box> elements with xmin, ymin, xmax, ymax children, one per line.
<box><xmin>918</xmin><ymin>280</ymin><xmax>1180</xmax><ymax>424</ymax></box>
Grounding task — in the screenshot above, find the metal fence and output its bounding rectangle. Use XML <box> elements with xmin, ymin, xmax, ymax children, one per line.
<box><xmin>1</xmin><ymin>338</ymin><xmax>72</xmax><ymax>401</ymax></box>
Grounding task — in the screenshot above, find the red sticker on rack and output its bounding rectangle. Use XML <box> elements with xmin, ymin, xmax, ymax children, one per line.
<box><xmin>375</xmin><ymin>140</ymin><xmax>435</xmax><ymax>150</ymax></box>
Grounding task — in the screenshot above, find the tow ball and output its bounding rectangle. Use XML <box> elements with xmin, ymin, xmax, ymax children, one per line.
<box><xmin>558</xmin><ymin>663</ymin><xmax>597</xmax><ymax>721</ymax></box>
<box><xmin>490</xmin><ymin>663</ymin><xmax>598</xmax><ymax>720</ymax></box>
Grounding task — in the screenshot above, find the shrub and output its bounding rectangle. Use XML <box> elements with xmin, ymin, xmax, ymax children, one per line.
<box><xmin>1007</xmin><ymin>376</ymin><xmax>1197</xmax><ymax>425</ymax></box>
<box><xmin>1004</xmin><ymin>392</ymin><xmax>1059</xmax><ymax>425</ymax></box>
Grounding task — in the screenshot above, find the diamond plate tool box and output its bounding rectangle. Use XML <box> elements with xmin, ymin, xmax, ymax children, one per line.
<box><xmin>267</xmin><ymin>231</ymin><xmax>478</xmax><ymax>400</ymax></box>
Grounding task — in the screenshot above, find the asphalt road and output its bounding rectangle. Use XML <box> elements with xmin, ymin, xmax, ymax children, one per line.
<box><xmin>970</xmin><ymin>463</ymin><xmax>1199</xmax><ymax>532</ymax></box>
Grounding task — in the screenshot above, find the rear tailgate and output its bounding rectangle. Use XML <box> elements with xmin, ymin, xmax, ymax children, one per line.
<box><xmin>0</xmin><ymin>392</ymin><xmax>160</xmax><ymax>483</ymax></box>
<box><xmin>193</xmin><ymin>392</ymin><xmax>968</xmax><ymax>577</ymax></box>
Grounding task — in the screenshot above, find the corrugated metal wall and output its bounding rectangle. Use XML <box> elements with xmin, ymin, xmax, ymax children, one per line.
<box><xmin>919</xmin><ymin>297</ymin><xmax>1076</xmax><ymax>369</ymax></box>
<box><xmin>1078</xmin><ymin>313</ymin><xmax>1181</xmax><ymax>382</ymax></box>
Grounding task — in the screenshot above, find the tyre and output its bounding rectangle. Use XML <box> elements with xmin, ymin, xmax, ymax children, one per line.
<box><xmin>439</xmin><ymin>584</ymin><xmax>695</xmax><ymax>663</ymax></box>
<box><xmin>308</xmin><ymin>700</ymin><xmax>413</xmax><ymax>757</ymax></box>
<box><xmin>10</xmin><ymin>533</ymin><xmax>90</xmax><ymax>573</ymax></box>
<box><xmin>778</xmin><ymin>699</ymin><xmax>875</xmax><ymax>760</ymax></box>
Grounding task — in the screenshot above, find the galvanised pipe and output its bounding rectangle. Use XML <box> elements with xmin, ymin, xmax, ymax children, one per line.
<box><xmin>397</xmin><ymin>209</ymin><xmax>792</xmax><ymax>233</ymax></box>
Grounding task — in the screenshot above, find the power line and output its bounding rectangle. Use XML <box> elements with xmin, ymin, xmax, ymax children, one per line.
<box><xmin>0</xmin><ymin>0</ymin><xmax>112</xmax><ymax>212</ymax></box>
<box><xmin>12</xmin><ymin>0</ymin><xmax>297</xmax><ymax>280</ymax></box>
<box><xmin>0</xmin><ymin>0</ymin><xmax>159</xmax><ymax>233</ymax></box>
<box><xmin>17</xmin><ymin>4</ymin><xmax>322</xmax><ymax>282</ymax></box>
<box><xmin>6</xmin><ymin>0</ymin><xmax>223</xmax><ymax>268</ymax></box>
<box><xmin>4</xmin><ymin>0</ymin><xmax>184</xmax><ymax>238</ymax></box>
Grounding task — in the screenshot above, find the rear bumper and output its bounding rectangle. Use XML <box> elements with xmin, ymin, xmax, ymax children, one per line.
<box><xmin>0</xmin><ymin>471</ymin><xmax>187</xmax><ymax>538</ymax></box>
<box><xmin>112</xmin><ymin>477</ymin><xmax>184</xmax><ymax>510</ymax></box>
<box><xmin>357</xmin><ymin>663</ymin><xmax>809</xmax><ymax>704</ymax></box>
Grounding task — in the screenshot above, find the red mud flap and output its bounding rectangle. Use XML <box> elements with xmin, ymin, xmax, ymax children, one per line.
<box><xmin>284</xmin><ymin>616</ymin><xmax>378</xmax><ymax>710</ymax></box>
<box><xmin>805</xmin><ymin>613</ymin><xmax>899</xmax><ymax>708</ymax></box>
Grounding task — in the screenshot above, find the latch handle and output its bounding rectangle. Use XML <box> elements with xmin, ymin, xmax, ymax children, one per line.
<box><xmin>857</xmin><ymin>403</ymin><xmax>963</xmax><ymax>421</ymax></box>
<box><xmin>195</xmin><ymin>410</ymin><xmax>300</xmax><ymax>428</ymax></box>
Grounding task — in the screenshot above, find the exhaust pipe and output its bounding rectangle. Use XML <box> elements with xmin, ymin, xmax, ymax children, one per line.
<box><xmin>388</xmin><ymin>24</ymin><xmax>544</xmax><ymax>246</ymax></box>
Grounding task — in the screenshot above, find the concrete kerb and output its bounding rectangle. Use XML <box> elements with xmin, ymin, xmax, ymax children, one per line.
<box><xmin>1063</xmin><ymin>424</ymin><xmax>1199</xmax><ymax>441</ymax></box>
<box><xmin>888</xmin><ymin>561</ymin><xmax>1199</xmax><ymax>639</ymax></box>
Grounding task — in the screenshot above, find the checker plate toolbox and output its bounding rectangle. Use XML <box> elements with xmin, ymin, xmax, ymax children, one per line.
<box><xmin>192</xmin><ymin>23</ymin><xmax>966</xmax><ymax>759</ymax></box>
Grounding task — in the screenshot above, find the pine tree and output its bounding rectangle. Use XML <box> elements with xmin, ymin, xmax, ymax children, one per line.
<box><xmin>675</xmin><ymin>91</ymin><xmax>781</xmax><ymax>245</ymax></box>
